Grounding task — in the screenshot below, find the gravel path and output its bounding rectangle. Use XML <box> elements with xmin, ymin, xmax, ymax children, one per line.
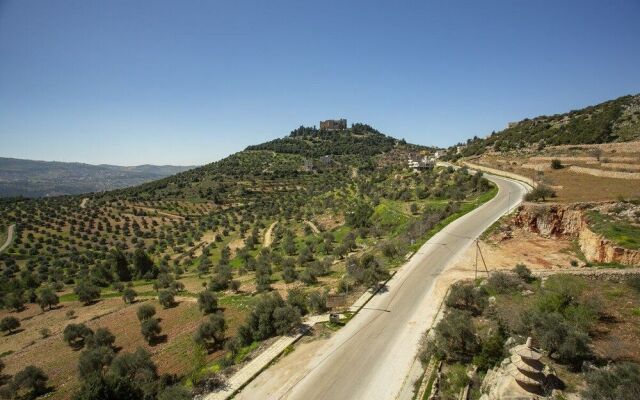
<box><xmin>263</xmin><ymin>221</ymin><xmax>278</xmax><ymax>247</ymax></box>
<box><xmin>0</xmin><ymin>224</ymin><xmax>15</xmax><ymax>253</ymax></box>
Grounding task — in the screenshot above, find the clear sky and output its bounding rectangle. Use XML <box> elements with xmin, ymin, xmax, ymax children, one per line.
<box><xmin>1</xmin><ymin>0</ymin><xmax>639</xmax><ymax>166</ymax></box>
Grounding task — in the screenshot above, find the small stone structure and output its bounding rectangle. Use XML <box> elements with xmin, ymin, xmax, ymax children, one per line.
<box><xmin>480</xmin><ymin>338</ymin><xmax>562</xmax><ymax>400</ymax></box>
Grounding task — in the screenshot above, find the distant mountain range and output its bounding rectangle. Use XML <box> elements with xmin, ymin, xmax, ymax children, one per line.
<box><xmin>0</xmin><ymin>157</ymin><xmax>195</xmax><ymax>197</ymax></box>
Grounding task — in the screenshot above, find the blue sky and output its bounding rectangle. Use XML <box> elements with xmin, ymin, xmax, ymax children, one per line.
<box><xmin>0</xmin><ymin>0</ymin><xmax>639</xmax><ymax>166</ymax></box>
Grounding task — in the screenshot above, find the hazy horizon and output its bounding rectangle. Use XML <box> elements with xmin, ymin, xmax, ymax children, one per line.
<box><xmin>1</xmin><ymin>0</ymin><xmax>639</xmax><ymax>165</ymax></box>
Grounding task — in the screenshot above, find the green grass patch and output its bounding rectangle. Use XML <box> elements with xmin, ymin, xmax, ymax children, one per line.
<box><xmin>372</xmin><ymin>200</ymin><xmax>410</xmax><ymax>232</ymax></box>
<box><xmin>586</xmin><ymin>210</ymin><xmax>640</xmax><ymax>250</ymax></box>
<box><xmin>234</xmin><ymin>341</ymin><xmax>259</xmax><ymax>364</ymax></box>
<box><xmin>411</xmin><ymin>185</ymin><xmax>498</xmax><ymax>252</ymax></box>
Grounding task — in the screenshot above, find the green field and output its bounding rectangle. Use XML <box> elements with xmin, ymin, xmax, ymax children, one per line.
<box><xmin>586</xmin><ymin>210</ymin><xmax>640</xmax><ymax>250</ymax></box>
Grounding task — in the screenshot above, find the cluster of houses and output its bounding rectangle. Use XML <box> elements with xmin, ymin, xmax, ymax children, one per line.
<box><xmin>407</xmin><ymin>151</ymin><xmax>440</xmax><ymax>171</ymax></box>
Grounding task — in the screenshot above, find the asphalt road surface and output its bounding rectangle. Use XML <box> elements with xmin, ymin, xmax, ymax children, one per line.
<box><xmin>236</xmin><ymin>173</ymin><xmax>528</xmax><ymax>400</ymax></box>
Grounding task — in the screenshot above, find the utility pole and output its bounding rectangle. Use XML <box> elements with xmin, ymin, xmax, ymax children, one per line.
<box><xmin>475</xmin><ymin>240</ymin><xmax>490</xmax><ymax>277</ymax></box>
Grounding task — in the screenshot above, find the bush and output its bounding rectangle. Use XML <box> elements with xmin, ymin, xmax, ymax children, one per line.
<box><xmin>37</xmin><ymin>287</ymin><xmax>59</xmax><ymax>311</ymax></box>
<box><xmin>550</xmin><ymin>159</ymin><xmax>563</xmax><ymax>169</ymax></box>
<box><xmin>12</xmin><ymin>365</ymin><xmax>49</xmax><ymax>399</ymax></box>
<box><xmin>194</xmin><ymin>313</ymin><xmax>226</xmax><ymax>351</ymax></box>
<box><xmin>140</xmin><ymin>318</ymin><xmax>162</xmax><ymax>344</ymax></box>
<box><xmin>5</xmin><ymin>292</ymin><xmax>24</xmax><ymax>312</ymax></box>
<box><xmin>286</xmin><ymin>288</ymin><xmax>308</xmax><ymax>315</ymax></box>
<box><xmin>486</xmin><ymin>272</ymin><xmax>521</xmax><ymax>294</ymax></box>
<box><xmin>0</xmin><ymin>316</ymin><xmax>20</xmax><ymax>335</ymax></box>
<box><xmin>86</xmin><ymin>327</ymin><xmax>115</xmax><ymax>349</ymax></box>
<box><xmin>122</xmin><ymin>287</ymin><xmax>137</xmax><ymax>304</ymax></box>
<box><xmin>197</xmin><ymin>291</ymin><xmax>218</xmax><ymax>315</ymax></box>
<box><xmin>78</xmin><ymin>346</ymin><xmax>115</xmax><ymax>379</ymax></box>
<box><xmin>445</xmin><ymin>282</ymin><xmax>487</xmax><ymax>315</ymax></box>
<box><xmin>627</xmin><ymin>276</ymin><xmax>640</xmax><ymax>292</ymax></box>
<box><xmin>158</xmin><ymin>384</ymin><xmax>192</xmax><ymax>400</ymax></box>
<box><xmin>434</xmin><ymin>310</ymin><xmax>479</xmax><ymax>362</ymax></box>
<box><xmin>273</xmin><ymin>304</ymin><xmax>302</xmax><ymax>336</ymax></box>
<box><xmin>583</xmin><ymin>362</ymin><xmax>640</xmax><ymax>400</ymax></box>
<box><xmin>74</xmin><ymin>282</ymin><xmax>101</xmax><ymax>305</ymax></box>
<box><xmin>158</xmin><ymin>290</ymin><xmax>175</xmax><ymax>309</ymax></box>
<box><xmin>525</xmin><ymin>185</ymin><xmax>556</xmax><ymax>202</ymax></box>
<box><xmin>512</xmin><ymin>264</ymin><xmax>533</xmax><ymax>283</ymax></box>
<box><xmin>473</xmin><ymin>329</ymin><xmax>506</xmax><ymax>371</ymax></box>
<box><xmin>308</xmin><ymin>290</ymin><xmax>327</xmax><ymax>314</ymax></box>
<box><xmin>63</xmin><ymin>323</ymin><xmax>94</xmax><ymax>349</ymax></box>
<box><xmin>236</xmin><ymin>292</ymin><xmax>300</xmax><ymax>345</ymax></box>
<box><xmin>136</xmin><ymin>304</ymin><xmax>156</xmax><ymax>321</ymax></box>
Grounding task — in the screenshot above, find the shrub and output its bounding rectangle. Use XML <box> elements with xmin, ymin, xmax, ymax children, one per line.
<box><xmin>273</xmin><ymin>304</ymin><xmax>302</xmax><ymax>336</ymax></box>
<box><xmin>87</xmin><ymin>327</ymin><xmax>116</xmax><ymax>349</ymax></box>
<box><xmin>308</xmin><ymin>290</ymin><xmax>327</xmax><ymax>314</ymax></box>
<box><xmin>445</xmin><ymin>282</ymin><xmax>487</xmax><ymax>315</ymax></box>
<box><xmin>524</xmin><ymin>185</ymin><xmax>556</xmax><ymax>202</ymax></box>
<box><xmin>74</xmin><ymin>281</ymin><xmax>101</xmax><ymax>305</ymax></box>
<box><xmin>434</xmin><ymin>310</ymin><xmax>479</xmax><ymax>362</ymax></box>
<box><xmin>37</xmin><ymin>287</ymin><xmax>59</xmax><ymax>311</ymax></box>
<box><xmin>78</xmin><ymin>346</ymin><xmax>115</xmax><ymax>379</ymax></box>
<box><xmin>1</xmin><ymin>316</ymin><xmax>21</xmax><ymax>335</ymax></box>
<box><xmin>512</xmin><ymin>264</ymin><xmax>533</xmax><ymax>283</ymax></box>
<box><xmin>63</xmin><ymin>323</ymin><xmax>94</xmax><ymax>349</ymax></box>
<box><xmin>486</xmin><ymin>271</ymin><xmax>520</xmax><ymax>294</ymax></box>
<box><xmin>197</xmin><ymin>291</ymin><xmax>218</xmax><ymax>315</ymax></box>
<box><xmin>627</xmin><ymin>276</ymin><xmax>640</xmax><ymax>292</ymax></box>
<box><xmin>12</xmin><ymin>365</ymin><xmax>49</xmax><ymax>398</ymax></box>
<box><xmin>286</xmin><ymin>288</ymin><xmax>308</xmax><ymax>315</ymax></box>
<box><xmin>158</xmin><ymin>290</ymin><xmax>175</xmax><ymax>309</ymax></box>
<box><xmin>5</xmin><ymin>292</ymin><xmax>24</xmax><ymax>312</ymax></box>
<box><xmin>550</xmin><ymin>159</ymin><xmax>563</xmax><ymax>169</ymax></box>
<box><xmin>122</xmin><ymin>287</ymin><xmax>137</xmax><ymax>304</ymax></box>
<box><xmin>583</xmin><ymin>362</ymin><xmax>640</xmax><ymax>400</ymax></box>
<box><xmin>194</xmin><ymin>313</ymin><xmax>226</xmax><ymax>351</ymax></box>
<box><xmin>140</xmin><ymin>318</ymin><xmax>162</xmax><ymax>344</ymax></box>
<box><xmin>158</xmin><ymin>385</ymin><xmax>192</xmax><ymax>400</ymax></box>
<box><xmin>473</xmin><ymin>330</ymin><xmax>506</xmax><ymax>371</ymax></box>
<box><xmin>136</xmin><ymin>304</ymin><xmax>156</xmax><ymax>321</ymax></box>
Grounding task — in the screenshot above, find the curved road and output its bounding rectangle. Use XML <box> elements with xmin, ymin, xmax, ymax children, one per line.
<box><xmin>236</xmin><ymin>174</ymin><xmax>528</xmax><ymax>400</ymax></box>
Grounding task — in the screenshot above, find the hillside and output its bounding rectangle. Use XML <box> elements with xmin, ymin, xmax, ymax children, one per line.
<box><xmin>0</xmin><ymin>157</ymin><xmax>194</xmax><ymax>198</ymax></box>
<box><xmin>450</xmin><ymin>94</ymin><xmax>640</xmax><ymax>159</ymax></box>
<box><xmin>0</xmin><ymin>122</ymin><xmax>493</xmax><ymax>399</ymax></box>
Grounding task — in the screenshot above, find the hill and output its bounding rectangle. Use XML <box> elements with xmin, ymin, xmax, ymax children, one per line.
<box><xmin>449</xmin><ymin>94</ymin><xmax>640</xmax><ymax>159</ymax></box>
<box><xmin>0</xmin><ymin>122</ymin><xmax>494</xmax><ymax>399</ymax></box>
<box><xmin>0</xmin><ymin>157</ymin><xmax>195</xmax><ymax>197</ymax></box>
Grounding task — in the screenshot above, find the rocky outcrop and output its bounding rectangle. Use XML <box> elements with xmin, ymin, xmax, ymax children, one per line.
<box><xmin>512</xmin><ymin>203</ymin><xmax>640</xmax><ymax>267</ymax></box>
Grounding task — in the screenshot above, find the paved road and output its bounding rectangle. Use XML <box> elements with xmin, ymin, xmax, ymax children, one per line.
<box><xmin>0</xmin><ymin>224</ymin><xmax>15</xmax><ymax>253</ymax></box>
<box><xmin>236</xmin><ymin>174</ymin><xmax>528</xmax><ymax>400</ymax></box>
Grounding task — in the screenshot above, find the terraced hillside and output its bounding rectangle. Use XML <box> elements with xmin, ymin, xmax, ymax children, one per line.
<box><xmin>449</xmin><ymin>94</ymin><xmax>640</xmax><ymax>159</ymax></box>
<box><xmin>0</xmin><ymin>124</ymin><xmax>494</xmax><ymax>399</ymax></box>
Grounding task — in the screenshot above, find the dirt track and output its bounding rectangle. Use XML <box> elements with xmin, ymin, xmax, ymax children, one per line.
<box><xmin>0</xmin><ymin>224</ymin><xmax>15</xmax><ymax>253</ymax></box>
<box><xmin>263</xmin><ymin>221</ymin><xmax>278</xmax><ymax>247</ymax></box>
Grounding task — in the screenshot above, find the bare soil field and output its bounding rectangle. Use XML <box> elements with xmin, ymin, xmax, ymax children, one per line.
<box><xmin>473</xmin><ymin>141</ymin><xmax>640</xmax><ymax>202</ymax></box>
<box><xmin>0</xmin><ymin>298</ymin><xmax>248</xmax><ymax>400</ymax></box>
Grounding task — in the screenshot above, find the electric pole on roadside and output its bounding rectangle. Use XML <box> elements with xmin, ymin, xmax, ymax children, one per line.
<box><xmin>474</xmin><ymin>239</ymin><xmax>490</xmax><ymax>280</ymax></box>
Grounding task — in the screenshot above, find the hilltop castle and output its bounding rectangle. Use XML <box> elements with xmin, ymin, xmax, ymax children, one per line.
<box><xmin>320</xmin><ymin>119</ymin><xmax>347</xmax><ymax>131</ymax></box>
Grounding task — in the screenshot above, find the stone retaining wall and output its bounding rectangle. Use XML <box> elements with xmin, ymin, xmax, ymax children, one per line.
<box><xmin>462</xmin><ymin>162</ymin><xmax>536</xmax><ymax>188</ymax></box>
<box><xmin>568</xmin><ymin>165</ymin><xmax>640</xmax><ymax>179</ymax></box>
